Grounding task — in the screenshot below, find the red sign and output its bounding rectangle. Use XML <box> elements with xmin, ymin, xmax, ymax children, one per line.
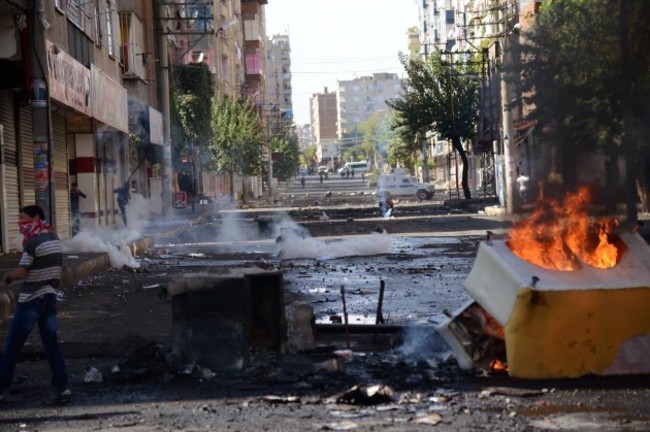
<box><xmin>173</xmin><ymin>192</ymin><xmax>187</xmax><ymax>208</ymax></box>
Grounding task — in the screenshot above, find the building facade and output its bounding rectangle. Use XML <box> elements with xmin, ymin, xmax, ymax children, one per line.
<box><xmin>0</xmin><ymin>0</ymin><xmax>137</xmax><ymax>252</ymax></box>
<box><xmin>309</xmin><ymin>88</ymin><xmax>337</xmax><ymax>167</ymax></box>
<box><xmin>336</xmin><ymin>73</ymin><xmax>405</xmax><ymax>140</ymax></box>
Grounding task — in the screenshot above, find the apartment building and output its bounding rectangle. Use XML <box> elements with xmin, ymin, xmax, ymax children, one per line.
<box><xmin>0</xmin><ymin>0</ymin><xmax>139</xmax><ymax>251</ymax></box>
<box><xmin>309</xmin><ymin>88</ymin><xmax>337</xmax><ymax>166</ymax></box>
<box><xmin>266</xmin><ymin>33</ymin><xmax>293</xmax><ymax>133</ymax></box>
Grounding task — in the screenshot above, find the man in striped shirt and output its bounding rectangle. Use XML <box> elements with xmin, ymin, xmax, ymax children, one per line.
<box><xmin>0</xmin><ymin>205</ymin><xmax>70</xmax><ymax>403</ymax></box>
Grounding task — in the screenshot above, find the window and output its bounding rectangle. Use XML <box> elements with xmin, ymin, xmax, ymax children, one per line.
<box><xmin>55</xmin><ymin>0</ymin><xmax>64</xmax><ymax>13</ymax></box>
<box><xmin>446</xmin><ymin>10</ymin><xmax>455</xmax><ymax>25</ymax></box>
<box><xmin>67</xmin><ymin>21</ymin><xmax>93</xmax><ymax>67</ymax></box>
<box><xmin>67</xmin><ymin>0</ymin><xmax>82</xmax><ymax>28</ymax></box>
<box><xmin>94</xmin><ymin>0</ymin><xmax>102</xmax><ymax>46</ymax></box>
<box><xmin>106</xmin><ymin>0</ymin><xmax>115</xmax><ymax>56</ymax></box>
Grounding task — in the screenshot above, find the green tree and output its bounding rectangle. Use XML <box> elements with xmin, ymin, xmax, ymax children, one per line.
<box><xmin>387</xmin><ymin>52</ymin><xmax>479</xmax><ymax>198</ymax></box>
<box><xmin>271</xmin><ymin>133</ymin><xmax>300</xmax><ymax>182</ymax></box>
<box><xmin>210</xmin><ymin>97</ymin><xmax>265</xmax><ymax>199</ymax></box>
<box><xmin>171</xmin><ymin>63</ymin><xmax>213</xmax><ymax>170</ymax></box>
<box><xmin>518</xmin><ymin>0</ymin><xmax>650</xmax><ymax>220</ymax></box>
<box><xmin>386</xmin><ymin>115</ymin><xmax>418</xmax><ymax>172</ymax></box>
<box><xmin>302</xmin><ymin>144</ymin><xmax>318</xmax><ymax>169</ymax></box>
<box><xmin>356</xmin><ymin>113</ymin><xmax>391</xmax><ymax>166</ymax></box>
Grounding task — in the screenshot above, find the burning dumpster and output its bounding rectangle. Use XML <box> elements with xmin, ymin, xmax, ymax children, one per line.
<box><xmin>437</xmin><ymin>187</ymin><xmax>650</xmax><ymax>379</ymax></box>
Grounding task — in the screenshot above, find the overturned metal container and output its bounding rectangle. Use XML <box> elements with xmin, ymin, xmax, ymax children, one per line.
<box><xmin>438</xmin><ymin>231</ymin><xmax>650</xmax><ymax>379</ymax></box>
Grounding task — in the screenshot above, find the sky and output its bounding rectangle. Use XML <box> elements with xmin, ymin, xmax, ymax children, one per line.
<box><xmin>265</xmin><ymin>0</ymin><xmax>419</xmax><ymax>125</ymax></box>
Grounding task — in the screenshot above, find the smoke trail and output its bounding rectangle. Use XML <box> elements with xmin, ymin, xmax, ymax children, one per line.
<box><xmin>275</xmin><ymin>218</ymin><xmax>391</xmax><ymax>260</ymax></box>
<box><xmin>63</xmin><ymin>194</ymin><xmax>154</xmax><ymax>268</ymax></box>
<box><xmin>398</xmin><ymin>326</ymin><xmax>452</xmax><ymax>364</ymax></box>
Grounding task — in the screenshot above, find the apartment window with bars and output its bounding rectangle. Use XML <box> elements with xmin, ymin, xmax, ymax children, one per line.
<box><xmin>95</xmin><ymin>1</ymin><xmax>102</xmax><ymax>46</ymax></box>
<box><xmin>106</xmin><ymin>0</ymin><xmax>115</xmax><ymax>56</ymax></box>
<box><xmin>67</xmin><ymin>0</ymin><xmax>82</xmax><ymax>28</ymax></box>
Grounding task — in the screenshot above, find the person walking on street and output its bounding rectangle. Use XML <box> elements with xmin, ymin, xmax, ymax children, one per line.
<box><xmin>351</xmin><ymin>168</ymin><xmax>355</xmax><ymax>179</ymax></box>
<box><xmin>69</xmin><ymin>183</ymin><xmax>86</xmax><ymax>235</ymax></box>
<box><xmin>300</xmin><ymin>176</ymin><xmax>306</xmax><ymax>188</ymax></box>
<box><xmin>113</xmin><ymin>182</ymin><xmax>131</xmax><ymax>227</ymax></box>
<box><xmin>516</xmin><ymin>173</ymin><xmax>530</xmax><ymax>204</ymax></box>
<box><xmin>0</xmin><ymin>205</ymin><xmax>71</xmax><ymax>403</ymax></box>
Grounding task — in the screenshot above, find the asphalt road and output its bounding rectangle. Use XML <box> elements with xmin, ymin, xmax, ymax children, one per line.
<box><xmin>0</xmin><ymin>182</ymin><xmax>649</xmax><ymax>431</ymax></box>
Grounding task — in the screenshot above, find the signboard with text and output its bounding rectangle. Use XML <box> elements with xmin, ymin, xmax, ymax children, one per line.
<box><xmin>46</xmin><ymin>40</ymin><xmax>92</xmax><ymax>116</ymax></box>
<box><xmin>91</xmin><ymin>64</ymin><xmax>128</xmax><ymax>133</ymax></box>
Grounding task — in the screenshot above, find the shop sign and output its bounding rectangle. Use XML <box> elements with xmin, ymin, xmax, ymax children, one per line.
<box><xmin>46</xmin><ymin>40</ymin><xmax>92</xmax><ymax>116</ymax></box>
<box><xmin>91</xmin><ymin>64</ymin><xmax>128</xmax><ymax>133</ymax></box>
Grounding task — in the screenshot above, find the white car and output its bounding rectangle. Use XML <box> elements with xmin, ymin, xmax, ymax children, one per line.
<box><xmin>377</xmin><ymin>169</ymin><xmax>434</xmax><ymax>200</ymax></box>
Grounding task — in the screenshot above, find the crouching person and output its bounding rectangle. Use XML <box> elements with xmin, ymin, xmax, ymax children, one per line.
<box><xmin>0</xmin><ymin>205</ymin><xmax>71</xmax><ymax>404</ymax></box>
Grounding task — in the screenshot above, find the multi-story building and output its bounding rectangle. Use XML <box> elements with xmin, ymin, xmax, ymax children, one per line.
<box><xmin>336</xmin><ymin>73</ymin><xmax>405</xmax><ymax>139</ymax></box>
<box><xmin>309</xmin><ymin>88</ymin><xmax>337</xmax><ymax>167</ymax></box>
<box><xmin>419</xmin><ymin>0</ymin><xmax>460</xmax><ymax>55</ymax></box>
<box><xmin>0</xmin><ymin>0</ymin><xmax>134</xmax><ymax>252</ymax></box>
<box><xmin>118</xmin><ymin>0</ymin><xmax>164</xmax><ymax>204</ymax></box>
<box><xmin>215</xmin><ymin>0</ymin><xmax>244</xmax><ymax>99</ymax></box>
<box><xmin>242</xmin><ymin>0</ymin><xmax>267</xmax><ymax>104</ymax></box>
<box><xmin>266</xmin><ymin>33</ymin><xmax>293</xmax><ymax>133</ymax></box>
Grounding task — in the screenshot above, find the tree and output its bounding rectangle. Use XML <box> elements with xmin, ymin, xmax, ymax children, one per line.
<box><xmin>518</xmin><ymin>0</ymin><xmax>650</xmax><ymax>220</ymax></box>
<box><xmin>387</xmin><ymin>52</ymin><xmax>479</xmax><ymax>198</ymax></box>
<box><xmin>171</xmin><ymin>63</ymin><xmax>213</xmax><ymax>170</ymax></box>
<box><xmin>301</xmin><ymin>144</ymin><xmax>318</xmax><ymax>169</ymax></box>
<box><xmin>270</xmin><ymin>133</ymin><xmax>300</xmax><ymax>182</ymax></box>
<box><xmin>357</xmin><ymin>113</ymin><xmax>391</xmax><ymax>167</ymax></box>
<box><xmin>210</xmin><ymin>97</ymin><xmax>265</xmax><ymax>199</ymax></box>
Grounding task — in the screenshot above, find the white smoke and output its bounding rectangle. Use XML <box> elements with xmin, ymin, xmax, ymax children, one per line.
<box><xmin>275</xmin><ymin>219</ymin><xmax>391</xmax><ymax>260</ymax></box>
<box><xmin>398</xmin><ymin>327</ymin><xmax>453</xmax><ymax>365</ymax></box>
<box><xmin>64</xmin><ymin>231</ymin><xmax>138</xmax><ymax>268</ymax></box>
<box><xmin>63</xmin><ymin>194</ymin><xmax>154</xmax><ymax>268</ymax></box>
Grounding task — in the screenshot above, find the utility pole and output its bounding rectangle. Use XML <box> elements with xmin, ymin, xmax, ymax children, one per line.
<box><xmin>158</xmin><ymin>3</ymin><xmax>173</xmax><ymax>218</ymax></box>
<box><xmin>499</xmin><ymin>0</ymin><xmax>516</xmax><ymax>213</ymax></box>
<box><xmin>29</xmin><ymin>1</ymin><xmax>54</xmax><ymax>222</ymax></box>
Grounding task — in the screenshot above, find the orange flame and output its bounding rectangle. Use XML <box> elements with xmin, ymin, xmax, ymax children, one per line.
<box><xmin>490</xmin><ymin>359</ymin><xmax>508</xmax><ymax>373</ymax></box>
<box><xmin>507</xmin><ymin>186</ymin><xmax>620</xmax><ymax>271</ymax></box>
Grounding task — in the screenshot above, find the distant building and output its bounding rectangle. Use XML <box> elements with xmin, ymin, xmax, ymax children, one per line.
<box><xmin>266</xmin><ymin>35</ymin><xmax>293</xmax><ymax>120</ymax></box>
<box><xmin>336</xmin><ymin>73</ymin><xmax>405</xmax><ymax>139</ymax></box>
<box><xmin>309</xmin><ymin>88</ymin><xmax>337</xmax><ymax>166</ymax></box>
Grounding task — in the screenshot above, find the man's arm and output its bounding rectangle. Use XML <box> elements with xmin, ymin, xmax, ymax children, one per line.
<box><xmin>1</xmin><ymin>267</ymin><xmax>28</xmax><ymax>284</ymax></box>
<box><xmin>80</xmin><ymin>191</ymin><xmax>87</xmax><ymax>198</ymax></box>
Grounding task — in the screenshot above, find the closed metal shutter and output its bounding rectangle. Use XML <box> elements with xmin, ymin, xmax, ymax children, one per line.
<box><xmin>52</xmin><ymin>112</ymin><xmax>70</xmax><ymax>239</ymax></box>
<box><xmin>18</xmin><ymin>106</ymin><xmax>35</xmax><ymax>207</ymax></box>
<box><xmin>0</xmin><ymin>91</ymin><xmax>22</xmax><ymax>252</ymax></box>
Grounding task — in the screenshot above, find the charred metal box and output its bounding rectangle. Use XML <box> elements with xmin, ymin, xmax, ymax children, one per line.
<box><xmin>168</xmin><ymin>269</ymin><xmax>286</xmax><ymax>370</ymax></box>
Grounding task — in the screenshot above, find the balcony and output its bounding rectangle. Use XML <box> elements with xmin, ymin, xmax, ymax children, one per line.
<box><xmin>245</xmin><ymin>51</ymin><xmax>262</xmax><ymax>75</ymax></box>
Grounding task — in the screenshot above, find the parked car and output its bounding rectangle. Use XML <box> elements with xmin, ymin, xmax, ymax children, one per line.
<box><xmin>377</xmin><ymin>168</ymin><xmax>434</xmax><ymax>200</ymax></box>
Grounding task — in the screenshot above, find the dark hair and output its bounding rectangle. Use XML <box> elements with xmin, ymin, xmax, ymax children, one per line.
<box><xmin>21</xmin><ymin>205</ymin><xmax>45</xmax><ymax>220</ymax></box>
<box><xmin>72</xmin><ymin>182</ymin><xmax>78</xmax><ymax>187</ymax></box>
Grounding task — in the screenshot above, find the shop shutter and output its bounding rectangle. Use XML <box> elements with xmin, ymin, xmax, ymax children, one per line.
<box><xmin>18</xmin><ymin>106</ymin><xmax>35</xmax><ymax>207</ymax></box>
<box><xmin>0</xmin><ymin>91</ymin><xmax>22</xmax><ymax>252</ymax></box>
<box><xmin>52</xmin><ymin>112</ymin><xmax>70</xmax><ymax>239</ymax></box>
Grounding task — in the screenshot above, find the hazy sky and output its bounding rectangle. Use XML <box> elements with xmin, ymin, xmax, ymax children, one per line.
<box><xmin>265</xmin><ymin>0</ymin><xmax>419</xmax><ymax>125</ymax></box>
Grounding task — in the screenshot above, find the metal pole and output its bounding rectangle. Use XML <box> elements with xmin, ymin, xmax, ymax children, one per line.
<box><xmin>268</xmin><ymin>113</ymin><xmax>273</xmax><ymax>197</ymax></box>
<box><xmin>499</xmin><ymin>0</ymin><xmax>515</xmax><ymax>214</ymax></box>
<box><xmin>29</xmin><ymin>1</ymin><xmax>53</xmax><ymax>222</ymax></box>
<box><xmin>159</xmin><ymin>3</ymin><xmax>173</xmax><ymax>218</ymax></box>
<box><xmin>375</xmin><ymin>279</ymin><xmax>385</xmax><ymax>325</ymax></box>
<box><xmin>340</xmin><ymin>285</ymin><xmax>350</xmax><ymax>349</ymax></box>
